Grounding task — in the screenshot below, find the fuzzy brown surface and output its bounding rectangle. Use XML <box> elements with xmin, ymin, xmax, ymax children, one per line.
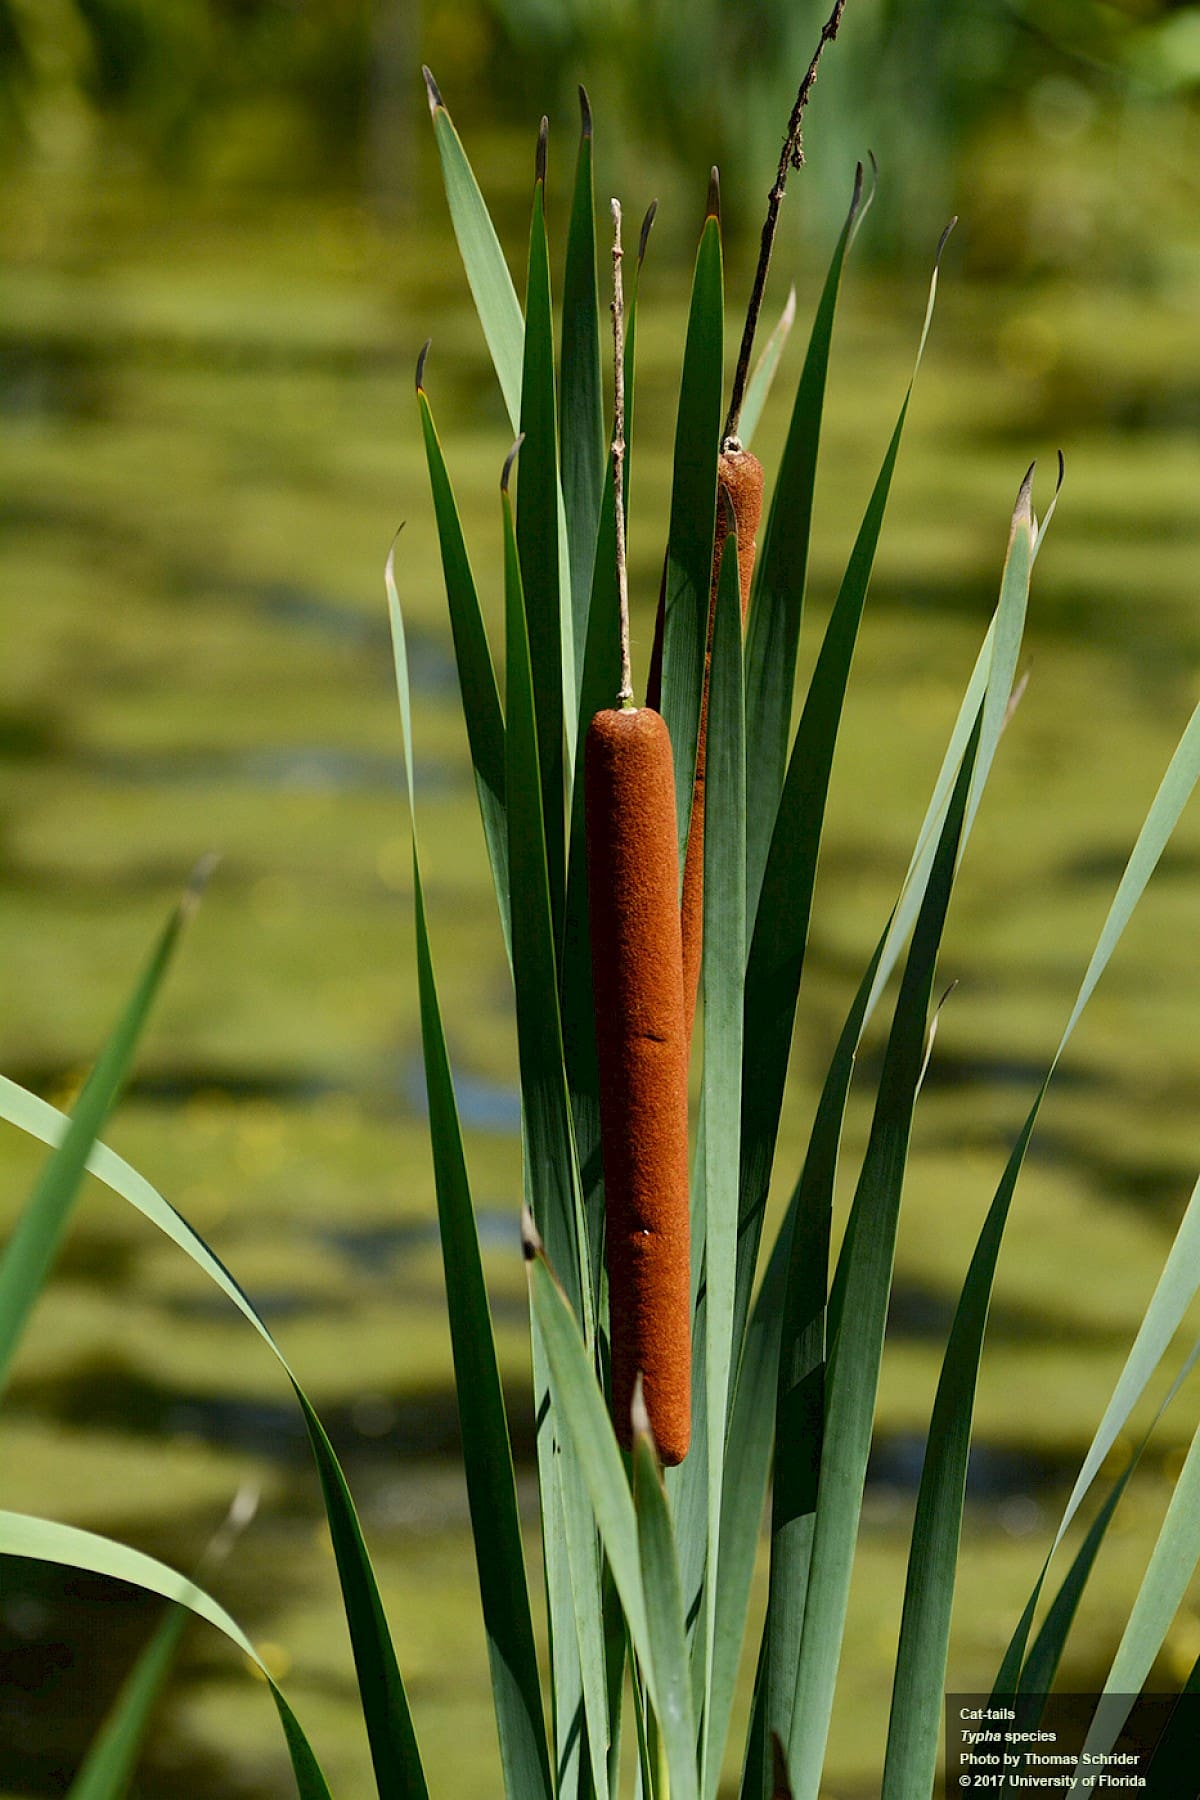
<box><xmin>679</xmin><ymin>447</ymin><xmax>765</xmax><ymax>1033</ymax></box>
<box><xmin>585</xmin><ymin>706</ymin><xmax>691</xmax><ymax>1464</ymax></box>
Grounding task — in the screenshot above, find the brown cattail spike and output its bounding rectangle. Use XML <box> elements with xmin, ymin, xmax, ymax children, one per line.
<box><xmin>586</xmin><ymin>706</ymin><xmax>691</xmax><ymax>1464</ymax></box>
<box><xmin>677</xmin><ymin>446</ymin><xmax>765</xmax><ymax>1036</ymax></box>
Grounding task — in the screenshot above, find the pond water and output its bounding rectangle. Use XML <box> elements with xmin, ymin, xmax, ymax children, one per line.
<box><xmin>2</xmin><ymin>129</ymin><xmax>1200</xmax><ymax>1799</ymax></box>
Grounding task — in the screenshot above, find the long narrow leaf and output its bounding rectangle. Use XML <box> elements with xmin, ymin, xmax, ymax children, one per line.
<box><xmin>742</xmin><ymin>166</ymin><xmax>871</xmax><ymax>924</ymax></box>
<box><xmin>423</xmin><ymin>68</ymin><xmax>523</xmax><ymax>427</ymax></box>
<box><xmin>659</xmin><ymin>196</ymin><xmax>723</xmax><ymax>871</ymax></box>
<box><xmin>0</xmin><ymin>1513</ymin><xmax>332</xmax><ymax>1800</ymax></box>
<box><xmin>415</xmin><ymin>376</ymin><xmax>509</xmax><ymax>956</ymax></box>
<box><xmin>560</xmin><ymin>87</ymin><xmax>605</xmax><ymax>685</ymax></box>
<box><xmin>502</xmin><ymin>465</ymin><xmax>590</xmax><ymax>1328</ymax></box>
<box><xmin>736</xmin><ymin>285</ymin><xmax>796</xmax><ymax>454</ymax></box>
<box><xmin>67</xmin><ymin>1605</ymin><xmax>188</xmax><ymax>1800</ymax></box>
<box><xmin>1069</xmin><ymin>1412</ymin><xmax>1200</xmax><ymax>1789</ymax></box>
<box><xmin>518</xmin><ymin>149</ymin><xmax>569</xmax><ymax>938</ymax></box>
<box><xmin>734</xmin><ymin>231</ymin><xmax>949</xmax><ymax>1369</ymax></box>
<box><xmin>1020</xmin><ymin>1333</ymin><xmax>1200</xmax><ymax>1705</ymax></box>
<box><xmin>881</xmin><ymin>694</ymin><xmax>1200</xmax><ymax>1793</ymax></box>
<box><xmin>785</xmin><ymin>715</ymin><xmax>981</xmax><ymax>1800</ymax></box>
<box><xmin>699</xmin><ymin>511</ymin><xmax>745</xmax><ymax>1797</ymax></box>
<box><xmin>0</xmin><ymin>865</ymin><xmax>204</xmax><ymax>1396</ymax></box>
<box><xmin>0</xmin><ymin>1066</ymin><xmax>429</xmax><ymax>1800</ymax></box>
<box><xmin>387</xmin><ymin>554</ymin><xmax>552</xmax><ymax>1800</ymax></box>
<box><xmin>526</xmin><ymin>1235</ymin><xmax>649</xmax><ymax>1669</ymax></box>
<box><xmin>501</xmin><ymin>467</ymin><xmax>607</xmax><ymax>1794</ymax></box>
<box><xmin>633</xmin><ymin>1410</ymin><xmax>700</xmax><ymax>1800</ymax></box>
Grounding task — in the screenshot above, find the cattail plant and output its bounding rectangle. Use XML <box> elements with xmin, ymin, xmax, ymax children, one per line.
<box><xmin>585</xmin><ymin>200</ymin><xmax>692</xmax><ymax>1463</ymax></box>
<box><xmin>3</xmin><ymin>4</ymin><xmax>1200</xmax><ymax>1797</ymax></box>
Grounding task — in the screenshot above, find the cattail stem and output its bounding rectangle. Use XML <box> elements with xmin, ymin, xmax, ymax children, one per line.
<box><xmin>723</xmin><ymin>0</ymin><xmax>848</xmax><ymax>445</ymax></box>
<box><xmin>610</xmin><ymin>198</ymin><xmax>632</xmax><ymax>707</ymax></box>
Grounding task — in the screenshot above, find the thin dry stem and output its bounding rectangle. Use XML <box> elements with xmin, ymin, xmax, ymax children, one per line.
<box><xmin>610</xmin><ymin>197</ymin><xmax>632</xmax><ymax>707</ymax></box>
<box><xmin>723</xmin><ymin>0</ymin><xmax>849</xmax><ymax>445</ymax></box>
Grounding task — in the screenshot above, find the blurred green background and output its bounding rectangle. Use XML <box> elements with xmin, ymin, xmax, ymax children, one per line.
<box><xmin>3</xmin><ymin>2</ymin><xmax>1200</xmax><ymax>1795</ymax></box>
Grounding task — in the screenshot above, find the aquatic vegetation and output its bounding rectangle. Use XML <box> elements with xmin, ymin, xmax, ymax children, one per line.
<box><xmin>3</xmin><ymin>10</ymin><xmax>1200</xmax><ymax>1797</ymax></box>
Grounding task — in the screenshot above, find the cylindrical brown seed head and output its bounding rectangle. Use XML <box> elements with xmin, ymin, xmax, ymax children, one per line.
<box><xmin>715</xmin><ymin>447</ymin><xmax>765</xmax><ymax>624</ymax></box>
<box><xmin>678</xmin><ymin>446</ymin><xmax>766</xmax><ymax>1034</ymax></box>
<box><xmin>585</xmin><ymin>706</ymin><xmax>691</xmax><ymax>1465</ymax></box>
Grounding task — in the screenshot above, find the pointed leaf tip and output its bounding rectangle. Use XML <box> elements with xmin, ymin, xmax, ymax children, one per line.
<box><xmin>520</xmin><ymin>1202</ymin><xmax>541</xmax><ymax>1263</ymax></box>
<box><xmin>706</xmin><ymin>164</ymin><xmax>721</xmax><ymax>220</ymax></box>
<box><xmin>415</xmin><ymin>338</ymin><xmax>431</xmax><ymax>392</ymax></box>
<box><xmin>638</xmin><ymin>199</ymin><xmax>658</xmax><ymax>266</ymax></box>
<box><xmin>1015</xmin><ymin>459</ymin><xmax>1036</xmax><ymax>525</ymax></box>
<box><xmin>535</xmin><ymin>116</ymin><xmax>548</xmax><ymax>186</ymax></box>
<box><xmin>421</xmin><ymin>65</ymin><xmax>442</xmax><ymax>117</ymax></box>
<box><xmin>935</xmin><ymin>215</ymin><xmax>957</xmax><ymax>265</ymax></box>
<box><xmin>578</xmin><ymin>84</ymin><xmax>592</xmax><ymax>139</ymax></box>
<box><xmin>500</xmin><ymin>434</ymin><xmax>525</xmax><ymax>494</ymax></box>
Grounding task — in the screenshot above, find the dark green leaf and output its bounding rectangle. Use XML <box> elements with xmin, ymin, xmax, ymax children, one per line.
<box><xmin>518</xmin><ymin>172</ymin><xmax>567</xmax><ymax>948</ymax></box>
<box><xmin>784</xmin><ymin>715</ymin><xmax>981</xmax><ymax>1799</ymax></box>
<box><xmin>501</xmin><ymin>477</ymin><xmax>591</xmax><ymax>1328</ymax></box>
<box><xmin>733</xmin><ymin>238</ymin><xmax>946</xmax><ymax>1370</ymax></box>
<box><xmin>883</xmin><ymin>695</ymin><xmax>1200</xmax><ymax>1798</ymax></box>
<box><xmin>416</xmin><ymin>386</ymin><xmax>509</xmax><ymax>954</ymax></box>
<box><xmin>743</xmin><ymin>167</ymin><xmax>868</xmax><ymax>923</ymax></box>
<box><xmin>560</xmin><ymin>89</ymin><xmax>606</xmax><ymax>685</ymax></box>
<box><xmin>659</xmin><ymin>206</ymin><xmax>723</xmax><ymax>873</ymax></box>
<box><xmin>0</xmin><ymin>867</ymin><xmax>203</xmax><ymax>1397</ymax></box>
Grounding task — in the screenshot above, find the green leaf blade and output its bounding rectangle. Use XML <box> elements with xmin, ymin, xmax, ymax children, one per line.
<box><xmin>518</xmin><ymin>174</ymin><xmax>568</xmax><ymax>945</ymax></box>
<box><xmin>0</xmin><ymin>873</ymin><xmax>199</xmax><ymax>1398</ymax></box>
<box><xmin>1</xmin><ymin>1513</ymin><xmax>333</xmax><ymax>1800</ymax></box>
<box><xmin>425</xmin><ymin>71</ymin><xmax>524</xmax><ymax>428</ymax></box>
<box><xmin>659</xmin><ymin>207</ymin><xmax>723</xmax><ymax>870</ymax></box>
<box><xmin>742</xmin><ymin>168</ymin><xmax>867</xmax><ymax>924</ymax></box>
<box><xmin>416</xmin><ymin>386</ymin><xmax>510</xmax><ymax>954</ymax></box>
<box><xmin>633</xmin><ymin>1421</ymin><xmax>700</xmax><ymax>1800</ymax></box>
<box><xmin>784</xmin><ymin>717</ymin><xmax>981</xmax><ymax>1800</ymax></box>
<box><xmin>560</xmin><ymin>92</ymin><xmax>606</xmax><ymax>685</ymax></box>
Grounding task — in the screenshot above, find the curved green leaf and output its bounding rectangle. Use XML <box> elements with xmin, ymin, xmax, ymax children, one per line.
<box><xmin>0</xmin><ymin>871</ymin><xmax>201</xmax><ymax>1397</ymax></box>
<box><xmin>67</xmin><ymin>1604</ymin><xmax>189</xmax><ymax>1800</ymax></box>
<box><xmin>1</xmin><ymin>1512</ymin><xmax>332</xmax><ymax>1800</ymax></box>
<box><xmin>415</xmin><ymin>385</ymin><xmax>509</xmax><ymax>956</ymax></box>
<box><xmin>743</xmin><ymin>167</ymin><xmax>870</xmax><ymax>924</ymax></box>
<box><xmin>882</xmin><ymin>697</ymin><xmax>1200</xmax><ymax>1798</ymax></box>
<box><xmin>387</xmin><ymin>551</ymin><xmax>551</xmax><ymax>1800</ymax></box>
<box><xmin>734</xmin><ymin>236</ymin><xmax>948</xmax><ymax>1371</ymax></box>
<box><xmin>424</xmin><ymin>69</ymin><xmax>523</xmax><ymax>427</ymax></box>
<box><xmin>0</xmin><ymin>1064</ymin><xmax>428</xmax><ymax>1800</ymax></box>
<box><xmin>784</xmin><ymin>716</ymin><xmax>981</xmax><ymax>1800</ymax></box>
